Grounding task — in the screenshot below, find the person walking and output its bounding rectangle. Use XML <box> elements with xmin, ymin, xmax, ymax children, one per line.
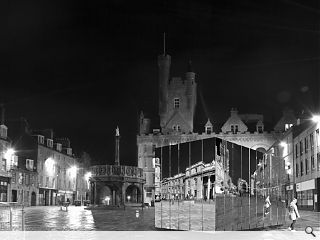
<box><xmin>288</xmin><ymin>198</ymin><xmax>300</xmax><ymax>231</ymax></box>
<box><xmin>264</xmin><ymin>195</ymin><xmax>271</xmax><ymax>216</ymax></box>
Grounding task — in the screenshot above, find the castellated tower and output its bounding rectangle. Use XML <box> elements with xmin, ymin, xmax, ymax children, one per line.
<box><xmin>158</xmin><ymin>57</ymin><xmax>197</xmax><ymax>134</ymax></box>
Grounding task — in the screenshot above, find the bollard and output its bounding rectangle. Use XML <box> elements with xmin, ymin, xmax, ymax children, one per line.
<box><xmin>21</xmin><ymin>205</ymin><xmax>25</xmax><ymax>231</ymax></box>
<box><xmin>10</xmin><ymin>207</ymin><xmax>12</xmax><ymax>231</ymax></box>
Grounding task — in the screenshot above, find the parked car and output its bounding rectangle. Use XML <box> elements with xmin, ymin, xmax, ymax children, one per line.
<box><xmin>74</xmin><ymin>200</ymin><xmax>81</xmax><ymax>206</ymax></box>
<box><xmin>83</xmin><ymin>200</ymin><xmax>90</xmax><ymax>206</ymax></box>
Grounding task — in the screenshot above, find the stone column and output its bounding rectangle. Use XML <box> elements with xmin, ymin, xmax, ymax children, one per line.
<box><xmin>94</xmin><ymin>182</ymin><xmax>98</xmax><ymax>205</ymax></box>
<box><xmin>122</xmin><ymin>184</ymin><xmax>126</xmax><ymax>205</ymax></box>
<box><xmin>207</xmin><ymin>176</ymin><xmax>211</xmax><ymax>199</ymax></box>
<box><xmin>112</xmin><ymin>190</ymin><xmax>116</xmax><ymax>205</ymax></box>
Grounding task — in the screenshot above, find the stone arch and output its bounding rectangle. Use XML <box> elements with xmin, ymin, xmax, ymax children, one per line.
<box><xmin>99</xmin><ymin>184</ymin><xmax>121</xmax><ymax>206</ymax></box>
<box><xmin>256</xmin><ymin>147</ymin><xmax>267</xmax><ymax>153</ymax></box>
<box><xmin>125</xmin><ymin>184</ymin><xmax>142</xmax><ymax>204</ymax></box>
<box><xmin>31</xmin><ymin>192</ymin><xmax>36</xmax><ymax>206</ymax></box>
<box><xmin>249</xmin><ymin>143</ymin><xmax>269</xmax><ymax>153</ymax></box>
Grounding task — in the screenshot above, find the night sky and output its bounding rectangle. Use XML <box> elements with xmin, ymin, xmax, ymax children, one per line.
<box><xmin>4</xmin><ymin>0</ymin><xmax>320</xmax><ymax>166</ymax></box>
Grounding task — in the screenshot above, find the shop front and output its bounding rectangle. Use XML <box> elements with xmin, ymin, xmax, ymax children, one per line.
<box><xmin>296</xmin><ymin>179</ymin><xmax>316</xmax><ymax>211</ymax></box>
<box><xmin>0</xmin><ymin>176</ymin><xmax>9</xmax><ymax>202</ymax></box>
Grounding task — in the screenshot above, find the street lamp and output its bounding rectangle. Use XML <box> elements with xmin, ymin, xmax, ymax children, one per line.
<box><xmin>311</xmin><ymin>115</ymin><xmax>320</xmax><ymax>123</ymax></box>
<box><xmin>4</xmin><ymin>148</ymin><xmax>15</xmax><ymax>160</ymax></box>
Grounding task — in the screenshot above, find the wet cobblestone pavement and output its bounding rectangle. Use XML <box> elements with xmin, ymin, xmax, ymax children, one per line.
<box><xmin>1</xmin><ymin>205</ymin><xmax>155</xmax><ymax>231</ymax></box>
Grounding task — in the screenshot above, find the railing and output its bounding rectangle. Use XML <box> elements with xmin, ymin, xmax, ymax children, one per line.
<box><xmin>90</xmin><ymin>165</ymin><xmax>144</xmax><ymax>179</ymax></box>
<box><xmin>0</xmin><ymin>203</ymin><xmax>25</xmax><ymax>231</ymax></box>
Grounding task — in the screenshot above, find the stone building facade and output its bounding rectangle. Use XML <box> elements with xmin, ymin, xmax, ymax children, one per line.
<box><xmin>0</xmin><ymin>124</ymin><xmax>13</xmax><ymax>202</ymax></box>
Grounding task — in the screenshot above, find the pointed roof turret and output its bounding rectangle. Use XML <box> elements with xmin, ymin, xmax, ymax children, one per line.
<box><xmin>205</xmin><ymin>118</ymin><xmax>213</xmax><ymax>127</ymax></box>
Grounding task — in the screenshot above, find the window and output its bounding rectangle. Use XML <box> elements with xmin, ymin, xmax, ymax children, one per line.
<box><xmin>1</xmin><ymin>158</ymin><xmax>6</xmax><ymax>171</ymax></box>
<box><xmin>305</xmin><ymin>158</ymin><xmax>308</xmax><ymax>174</ymax></box>
<box><xmin>67</xmin><ymin>148</ymin><xmax>72</xmax><ymax>155</ymax></box>
<box><xmin>318</xmin><ymin>153</ymin><xmax>320</xmax><ymax>171</ymax></box>
<box><xmin>206</xmin><ymin>126</ymin><xmax>212</xmax><ymax>134</ymax></box>
<box><xmin>56</xmin><ymin>143</ymin><xmax>62</xmax><ymax>152</ymax></box>
<box><xmin>174</xmin><ymin>98</ymin><xmax>180</xmax><ymax>109</ymax></box>
<box><xmin>310</xmin><ymin>133</ymin><xmax>314</xmax><ymax>150</ymax></box>
<box><xmin>26</xmin><ymin>159</ymin><xmax>34</xmax><ymax>170</ymax></box>
<box><xmin>305</xmin><ymin>137</ymin><xmax>308</xmax><ymax>153</ymax></box>
<box><xmin>300</xmin><ymin>141</ymin><xmax>303</xmax><ymax>156</ymax></box>
<box><xmin>144</xmin><ymin>159</ymin><xmax>147</xmax><ymax>168</ymax></box>
<box><xmin>296</xmin><ymin>163</ymin><xmax>299</xmax><ymax>178</ymax></box>
<box><xmin>47</xmin><ymin>139</ymin><xmax>53</xmax><ymax>148</ymax></box>
<box><xmin>311</xmin><ymin>155</ymin><xmax>315</xmax><ymax>169</ymax></box>
<box><xmin>25</xmin><ymin>174</ymin><xmax>29</xmax><ymax>185</ymax></box>
<box><xmin>38</xmin><ymin>135</ymin><xmax>44</xmax><ymax>144</ymax></box>
<box><xmin>231</xmin><ymin>125</ymin><xmax>238</xmax><ymax>134</ymax></box>
<box><xmin>295</xmin><ymin>144</ymin><xmax>298</xmax><ymax>158</ymax></box>
<box><xmin>317</xmin><ymin>129</ymin><xmax>320</xmax><ymax>148</ymax></box>
<box><xmin>173</xmin><ymin>125</ymin><xmax>176</xmax><ymax>131</ymax></box>
<box><xmin>300</xmin><ymin>161</ymin><xmax>303</xmax><ymax>176</ymax></box>
<box><xmin>257</xmin><ymin>126</ymin><xmax>263</xmax><ymax>133</ymax></box>
<box><xmin>0</xmin><ymin>125</ymin><xmax>7</xmax><ymax>138</ymax></box>
<box><xmin>177</xmin><ymin>125</ymin><xmax>181</xmax><ymax>131</ymax></box>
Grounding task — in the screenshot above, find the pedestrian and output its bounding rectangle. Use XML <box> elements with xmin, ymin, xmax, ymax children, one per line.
<box><xmin>288</xmin><ymin>198</ymin><xmax>300</xmax><ymax>231</ymax></box>
<box><xmin>264</xmin><ymin>195</ymin><xmax>271</xmax><ymax>216</ymax></box>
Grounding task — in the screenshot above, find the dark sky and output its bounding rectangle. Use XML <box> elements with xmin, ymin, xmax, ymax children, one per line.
<box><xmin>4</xmin><ymin>0</ymin><xmax>320</xmax><ymax>165</ymax></box>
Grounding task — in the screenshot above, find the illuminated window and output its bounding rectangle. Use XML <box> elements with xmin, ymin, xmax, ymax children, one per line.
<box><xmin>174</xmin><ymin>98</ymin><xmax>180</xmax><ymax>108</ymax></box>
<box><xmin>26</xmin><ymin>159</ymin><xmax>34</xmax><ymax>170</ymax></box>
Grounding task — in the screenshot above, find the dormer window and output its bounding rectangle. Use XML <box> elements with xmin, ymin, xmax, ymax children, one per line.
<box><xmin>0</xmin><ymin>125</ymin><xmax>7</xmax><ymax>139</ymax></box>
<box><xmin>174</xmin><ymin>98</ymin><xmax>180</xmax><ymax>109</ymax></box>
<box><xmin>285</xmin><ymin>124</ymin><xmax>293</xmax><ymax>131</ymax></box>
<box><xmin>206</xmin><ymin>126</ymin><xmax>212</xmax><ymax>134</ymax></box>
<box><xmin>38</xmin><ymin>135</ymin><xmax>44</xmax><ymax>144</ymax></box>
<box><xmin>257</xmin><ymin>126</ymin><xmax>263</xmax><ymax>133</ymax></box>
<box><xmin>67</xmin><ymin>148</ymin><xmax>72</xmax><ymax>155</ymax></box>
<box><xmin>56</xmin><ymin>143</ymin><xmax>62</xmax><ymax>152</ymax></box>
<box><xmin>47</xmin><ymin>139</ymin><xmax>53</xmax><ymax>148</ymax></box>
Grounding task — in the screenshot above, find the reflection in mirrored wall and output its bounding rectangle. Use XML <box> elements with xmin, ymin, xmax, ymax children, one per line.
<box><xmin>155</xmin><ymin>137</ymin><xmax>286</xmax><ymax>231</ymax></box>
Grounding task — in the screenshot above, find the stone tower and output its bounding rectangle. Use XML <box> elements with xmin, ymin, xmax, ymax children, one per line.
<box><xmin>158</xmin><ymin>58</ymin><xmax>197</xmax><ymax>134</ymax></box>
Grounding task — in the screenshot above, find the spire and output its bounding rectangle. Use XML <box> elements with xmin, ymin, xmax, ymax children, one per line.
<box><xmin>115</xmin><ymin>126</ymin><xmax>120</xmax><ymax>166</ymax></box>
